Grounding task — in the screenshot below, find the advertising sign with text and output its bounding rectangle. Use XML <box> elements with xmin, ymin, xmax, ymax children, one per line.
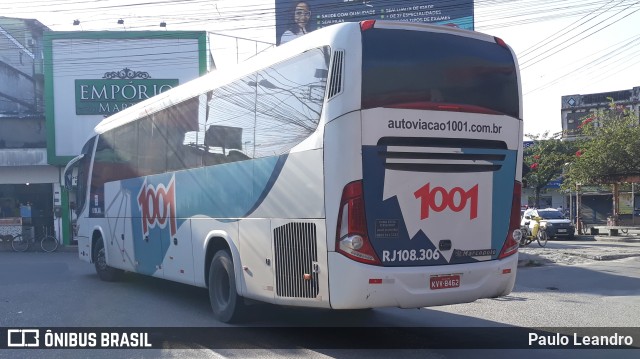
<box><xmin>44</xmin><ymin>31</ymin><xmax>207</xmax><ymax>165</ymax></box>
<box><xmin>275</xmin><ymin>0</ymin><xmax>474</xmax><ymax>45</ymax></box>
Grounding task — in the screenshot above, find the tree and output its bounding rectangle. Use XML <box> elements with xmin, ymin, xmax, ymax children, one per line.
<box><xmin>524</xmin><ymin>131</ymin><xmax>578</xmax><ymax>208</ymax></box>
<box><xmin>564</xmin><ymin>101</ymin><xmax>640</xmax><ymax>223</ymax></box>
<box><xmin>566</xmin><ymin>102</ymin><xmax>640</xmax><ymax>184</ymax></box>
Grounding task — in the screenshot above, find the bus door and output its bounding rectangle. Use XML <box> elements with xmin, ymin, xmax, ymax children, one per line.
<box><xmin>103</xmin><ymin>180</ymin><xmax>137</xmax><ymax>272</ymax></box>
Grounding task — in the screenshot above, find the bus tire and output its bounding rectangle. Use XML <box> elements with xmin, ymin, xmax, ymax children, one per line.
<box><xmin>93</xmin><ymin>237</ymin><xmax>122</xmax><ymax>282</ymax></box>
<box><xmin>208</xmin><ymin>250</ymin><xmax>244</xmax><ymax>323</ymax></box>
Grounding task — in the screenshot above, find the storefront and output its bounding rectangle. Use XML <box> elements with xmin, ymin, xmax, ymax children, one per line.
<box><xmin>0</xmin><ymin>183</ymin><xmax>55</xmax><ymax>242</ymax></box>
<box><xmin>0</xmin><ymin>162</ymin><xmax>54</xmax><ymax>243</ymax></box>
<box><xmin>42</xmin><ymin>30</ymin><xmax>209</xmax><ymax>246</ymax></box>
<box><xmin>3</xmin><ymin>23</ymin><xmax>209</xmax><ymax>248</ymax></box>
<box><xmin>0</xmin><ymin>183</ymin><xmax>54</xmax><ymax>236</ymax></box>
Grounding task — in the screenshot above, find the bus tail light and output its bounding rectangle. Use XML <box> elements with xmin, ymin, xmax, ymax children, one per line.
<box><xmin>336</xmin><ymin>180</ymin><xmax>382</xmax><ymax>266</ymax></box>
<box><xmin>499</xmin><ymin>180</ymin><xmax>522</xmax><ymax>259</ymax></box>
<box><xmin>360</xmin><ymin>20</ymin><xmax>376</xmax><ymax>31</ymax></box>
<box><xmin>494</xmin><ymin>36</ymin><xmax>508</xmax><ymax>49</ymax></box>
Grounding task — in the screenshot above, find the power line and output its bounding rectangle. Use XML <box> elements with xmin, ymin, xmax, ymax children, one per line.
<box><xmin>517</xmin><ymin>0</ymin><xmax>620</xmax><ymax>59</ymax></box>
<box><xmin>524</xmin><ymin>34</ymin><xmax>640</xmax><ymax>95</ymax></box>
<box><xmin>520</xmin><ymin>0</ymin><xmax>640</xmax><ymax>69</ymax></box>
<box><xmin>1</xmin><ymin>0</ymin><xmax>639</xmax><ymax>93</ymax></box>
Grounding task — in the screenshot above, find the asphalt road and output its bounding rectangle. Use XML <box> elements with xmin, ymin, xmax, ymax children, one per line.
<box><xmin>0</xmin><ymin>240</ymin><xmax>638</xmax><ymax>358</ymax></box>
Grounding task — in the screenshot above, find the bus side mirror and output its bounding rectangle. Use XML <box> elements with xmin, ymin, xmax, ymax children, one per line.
<box><xmin>64</xmin><ymin>167</ymin><xmax>77</xmax><ymax>190</ymax></box>
<box><xmin>63</xmin><ymin>154</ymin><xmax>84</xmax><ymax>190</ymax></box>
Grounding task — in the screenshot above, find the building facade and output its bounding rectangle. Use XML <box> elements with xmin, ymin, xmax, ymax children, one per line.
<box><xmin>557</xmin><ymin>86</ymin><xmax>640</xmax><ymax>224</ymax></box>
<box><xmin>0</xmin><ymin>17</ymin><xmax>55</xmax><ymax>242</ymax></box>
<box><xmin>561</xmin><ymin>86</ymin><xmax>640</xmax><ymax>138</ymax></box>
<box><xmin>1</xmin><ymin>17</ymin><xmax>210</xmax><ymax>245</ymax></box>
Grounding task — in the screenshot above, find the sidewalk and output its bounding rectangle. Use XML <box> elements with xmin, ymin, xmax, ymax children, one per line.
<box><xmin>518</xmin><ymin>233</ymin><xmax>640</xmax><ymax>267</ymax></box>
<box><xmin>0</xmin><ymin>240</ymin><xmax>77</xmax><ymax>252</ymax></box>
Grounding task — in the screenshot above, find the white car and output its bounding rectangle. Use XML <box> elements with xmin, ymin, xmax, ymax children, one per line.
<box><xmin>521</xmin><ymin>208</ymin><xmax>575</xmax><ymax>240</ymax></box>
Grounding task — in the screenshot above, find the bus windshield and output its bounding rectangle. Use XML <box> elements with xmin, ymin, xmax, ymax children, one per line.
<box><xmin>361</xmin><ymin>28</ymin><xmax>520</xmax><ymax>119</ymax></box>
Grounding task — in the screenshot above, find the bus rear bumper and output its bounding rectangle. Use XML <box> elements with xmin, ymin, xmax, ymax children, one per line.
<box><xmin>327</xmin><ymin>252</ymin><xmax>518</xmax><ymax>309</ymax></box>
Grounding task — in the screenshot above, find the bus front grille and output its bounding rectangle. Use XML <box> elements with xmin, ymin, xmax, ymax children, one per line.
<box><xmin>273</xmin><ymin>222</ymin><xmax>319</xmax><ymax>298</ymax></box>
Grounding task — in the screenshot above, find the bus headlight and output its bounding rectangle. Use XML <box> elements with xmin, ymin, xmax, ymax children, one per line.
<box><xmin>512</xmin><ymin>229</ymin><xmax>523</xmax><ymax>242</ymax></box>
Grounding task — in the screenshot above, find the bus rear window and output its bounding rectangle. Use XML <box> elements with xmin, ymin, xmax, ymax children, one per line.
<box><xmin>361</xmin><ymin>29</ymin><xmax>519</xmax><ymax>119</ymax></box>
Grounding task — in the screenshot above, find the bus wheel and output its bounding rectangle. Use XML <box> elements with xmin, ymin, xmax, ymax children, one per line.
<box><xmin>209</xmin><ymin>250</ymin><xmax>244</xmax><ymax>323</ymax></box>
<box><xmin>93</xmin><ymin>238</ymin><xmax>122</xmax><ymax>282</ymax></box>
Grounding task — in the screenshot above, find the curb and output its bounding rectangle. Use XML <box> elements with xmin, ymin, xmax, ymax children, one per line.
<box><xmin>57</xmin><ymin>245</ymin><xmax>78</xmax><ymax>253</ymax></box>
<box><xmin>568</xmin><ymin>252</ymin><xmax>640</xmax><ymax>261</ymax></box>
<box><xmin>574</xmin><ymin>234</ymin><xmax>640</xmax><ymax>243</ymax></box>
<box><xmin>518</xmin><ymin>254</ymin><xmax>552</xmax><ymax>267</ymax></box>
<box><xmin>593</xmin><ymin>236</ymin><xmax>640</xmax><ymax>243</ymax></box>
<box><xmin>517</xmin><ymin>247</ymin><xmax>640</xmax><ymax>267</ymax></box>
<box><xmin>0</xmin><ymin>244</ymin><xmax>77</xmax><ymax>253</ymax></box>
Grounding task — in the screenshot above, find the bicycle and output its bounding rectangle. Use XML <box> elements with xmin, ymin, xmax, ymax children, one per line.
<box><xmin>11</xmin><ymin>226</ymin><xmax>59</xmax><ymax>252</ymax></box>
<box><xmin>520</xmin><ymin>215</ymin><xmax>548</xmax><ymax>247</ymax></box>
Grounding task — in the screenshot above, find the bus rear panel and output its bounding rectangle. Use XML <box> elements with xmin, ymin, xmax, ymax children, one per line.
<box><xmin>327</xmin><ymin>21</ymin><xmax>522</xmax><ymax>309</ymax></box>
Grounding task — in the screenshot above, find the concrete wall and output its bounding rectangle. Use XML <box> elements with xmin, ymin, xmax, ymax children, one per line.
<box><xmin>0</xmin><ymin>117</ymin><xmax>46</xmax><ymax>149</ymax></box>
<box><xmin>0</xmin><ymin>21</ymin><xmax>38</xmax><ymax>113</ymax></box>
<box><xmin>521</xmin><ymin>187</ymin><xmax>565</xmax><ymax>209</ymax></box>
<box><xmin>0</xmin><ymin>163</ymin><xmax>58</xmax><ymax>184</ymax></box>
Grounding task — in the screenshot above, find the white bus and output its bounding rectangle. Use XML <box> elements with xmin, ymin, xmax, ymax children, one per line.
<box><xmin>65</xmin><ymin>20</ymin><xmax>523</xmax><ymax>323</ymax></box>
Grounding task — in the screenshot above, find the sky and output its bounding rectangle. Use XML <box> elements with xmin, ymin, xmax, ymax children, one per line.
<box><xmin>1</xmin><ymin>0</ymin><xmax>639</xmax><ymax>138</ymax></box>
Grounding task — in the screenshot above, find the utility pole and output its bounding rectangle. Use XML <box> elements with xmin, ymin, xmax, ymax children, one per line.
<box><xmin>633</xmin><ymin>183</ymin><xmax>636</xmax><ymax>225</ymax></box>
<box><xmin>576</xmin><ymin>183</ymin><xmax>582</xmax><ymax>234</ymax></box>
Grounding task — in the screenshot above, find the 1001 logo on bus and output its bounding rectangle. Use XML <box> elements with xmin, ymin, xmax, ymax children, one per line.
<box><xmin>414</xmin><ymin>183</ymin><xmax>478</xmax><ymax>220</ymax></box>
<box><xmin>137</xmin><ymin>176</ymin><xmax>177</xmax><ymax>237</ymax></box>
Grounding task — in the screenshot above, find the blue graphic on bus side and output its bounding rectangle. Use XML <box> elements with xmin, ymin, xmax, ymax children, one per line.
<box><xmin>119</xmin><ymin>156</ymin><xmax>287</xmax><ymax>275</ymax></box>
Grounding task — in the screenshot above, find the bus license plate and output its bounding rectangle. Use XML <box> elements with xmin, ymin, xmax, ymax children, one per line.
<box><xmin>430</xmin><ymin>275</ymin><xmax>460</xmax><ymax>290</ymax></box>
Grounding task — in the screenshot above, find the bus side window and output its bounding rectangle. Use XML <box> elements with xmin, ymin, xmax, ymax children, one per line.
<box><xmin>254</xmin><ymin>46</ymin><xmax>329</xmax><ymax>157</ymax></box>
<box><xmin>165</xmin><ymin>97</ymin><xmax>202</xmax><ymax>171</ymax></box>
<box><xmin>93</xmin><ymin>132</ymin><xmax>117</xmax><ymax>188</ymax></box>
<box><xmin>206</xmin><ymin>74</ymin><xmax>257</xmax><ymax>162</ymax></box>
<box><xmin>204</xmin><ymin>124</ymin><xmax>244</xmax><ymax>163</ymax></box>
<box><xmin>113</xmin><ymin>122</ymin><xmax>139</xmax><ymax>179</ymax></box>
<box><xmin>138</xmin><ymin>116</ymin><xmax>167</xmax><ymax>176</ymax></box>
